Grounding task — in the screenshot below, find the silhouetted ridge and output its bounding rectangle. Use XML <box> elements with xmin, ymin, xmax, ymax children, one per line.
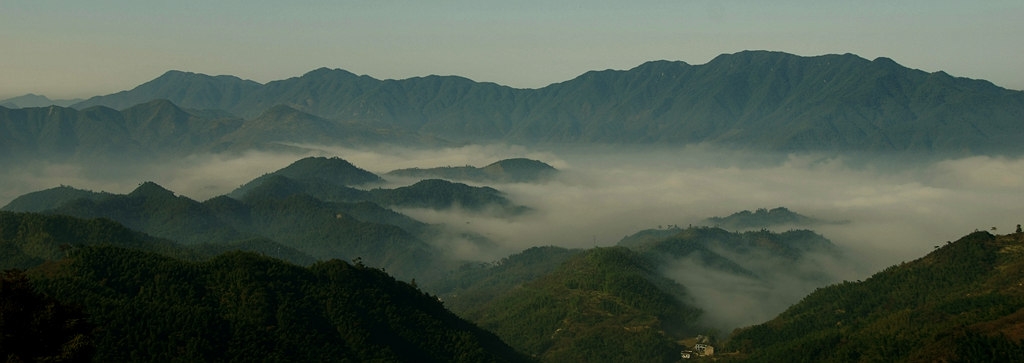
<box><xmin>387</xmin><ymin>158</ymin><xmax>557</xmax><ymax>183</ymax></box>
<box><xmin>128</xmin><ymin>181</ymin><xmax>176</xmax><ymax>199</ymax></box>
<box><xmin>10</xmin><ymin>50</ymin><xmax>1019</xmax><ymax>156</ymax></box>
<box><xmin>273</xmin><ymin>156</ymin><xmax>381</xmax><ymax>185</ymax></box>
<box><xmin>1</xmin><ymin>186</ymin><xmax>113</xmax><ymax>213</ymax></box>
<box><xmin>481</xmin><ymin>158</ymin><xmax>557</xmax><ymax>182</ymax></box>
<box><xmin>72</xmin><ymin>70</ymin><xmax>262</xmax><ymax>111</ymax></box>
<box><xmin>371</xmin><ymin>179</ymin><xmax>529</xmax><ymax>215</ymax></box>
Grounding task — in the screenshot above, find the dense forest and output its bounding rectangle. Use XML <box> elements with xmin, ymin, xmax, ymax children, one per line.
<box><xmin>6</xmin><ymin>209</ymin><xmax>1024</xmax><ymax>361</ymax></box>
<box><xmin>0</xmin><ymin>211</ymin><xmax>529</xmax><ymax>362</ymax></box>
<box><xmin>5</xmin><ymin>151</ymin><xmax>1024</xmax><ymax>361</ymax></box>
<box><xmin>452</xmin><ymin>247</ymin><xmax>705</xmax><ymax>362</ymax></box>
<box><xmin>725</xmin><ymin>231</ymin><xmax>1024</xmax><ymax>362</ymax></box>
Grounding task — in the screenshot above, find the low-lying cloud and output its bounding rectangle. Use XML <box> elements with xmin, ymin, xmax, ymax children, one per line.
<box><xmin>4</xmin><ymin>143</ymin><xmax>1024</xmax><ymax>331</ymax></box>
<box><xmin>381</xmin><ymin>147</ymin><xmax>1023</xmax><ymax>272</ymax></box>
<box><xmin>5</xmin><ymin>144</ymin><xmax>1023</xmax><ymax>271</ymax></box>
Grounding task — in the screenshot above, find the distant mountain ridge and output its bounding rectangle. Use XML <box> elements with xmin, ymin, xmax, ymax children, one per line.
<box><xmin>387</xmin><ymin>158</ymin><xmax>558</xmax><ymax>183</ymax></box>
<box><xmin>702</xmin><ymin>207</ymin><xmax>845</xmax><ymax>230</ymax></box>
<box><xmin>60</xmin><ymin>50</ymin><xmax>1024</xmax><ymax>155</ymax></box>
<box><xmin>0</xmin><ymin>93</ymin><xmax>83</xmax><ymax>108</ymax></box>
<box><xmin>0</xmin><ymin>101</ymin><xmax>428</xmax><ymax>162</ymax></box>
<box><xmin>73</xmin><ymin>70</ymin><xmax>262</xmax><ymax>111</ymax></box>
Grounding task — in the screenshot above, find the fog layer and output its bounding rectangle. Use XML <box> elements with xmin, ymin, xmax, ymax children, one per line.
<box><xmin>5</xmin><ymin>145</ymin><xmax>1023</xmax><ymax>272</ymax></box>
<box><xmin>4</xmin><ymin>144</ymin><xmax>1023</xmax><ymax>331</ymax></box>
<box><xmin>337</xmin><ymin>145</ymin><xmax>1024</xmax><ymax>276</ymax></box>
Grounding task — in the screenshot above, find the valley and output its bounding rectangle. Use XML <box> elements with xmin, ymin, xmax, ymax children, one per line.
<box><xmin>3</xmin><ymin>50</ymin><xmax>1024</xmax><ymax>361</ymax></box>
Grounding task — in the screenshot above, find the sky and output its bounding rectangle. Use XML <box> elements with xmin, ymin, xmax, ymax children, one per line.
<box><xmin>1</xmin><ymin>1</ymin><xmax>1022</xmax><ymax>100</ymax></box>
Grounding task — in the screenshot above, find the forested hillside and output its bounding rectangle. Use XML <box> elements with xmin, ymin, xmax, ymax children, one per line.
<box><xmin>0</xmin><ymin>211</ymin><xmax>192</xmax><ymax>269</ymax></box>
<box><xmin>726</xmin><ymin>231</ymin><xmax>1024</xmax><ymax>362</ymax></box>
<box><xmin>453</xmin><ymin>247</ymin><xmax>705</xmax><ymax>362</ymax></box>
<box><xmin>0</xmin><ymin>210</ymin><xmax>529</xmax><ymax>362</ymax></box>
<box><xmin>7</xmin><ymin>245</ymin><xmax>528</xmax><ymax>362</ymax></box>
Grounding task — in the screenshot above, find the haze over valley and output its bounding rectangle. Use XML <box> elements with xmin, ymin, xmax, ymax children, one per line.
<box><xmin>3</xmin><ymin>47</ymin><xmax>1024</xmax><ymax>360</ymax></box>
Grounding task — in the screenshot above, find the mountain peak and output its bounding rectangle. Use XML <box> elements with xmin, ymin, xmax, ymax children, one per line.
<box><xmin>71</xmin><ymin>69</ymin><xmax>262</xmax><ymax>111</ymax></box>
<box><xmin>158</xmin><ymin>69</ymin><xmax>197</xmax><ymax>78</ymax></box>
<box><xmin>481</xmin><ymin>158</ymin><xmax>558</xmax><ymax>182</ymax></box>
<box><xmin>128</xmin><ymin>181</ymin><xmax>176</xmax><ymax>199</ymax></box>
<box><xmin>155</xmin><ymin>70</ymin><xmax>255</xmax><ymax>84</ymax></box>
<box><xmin>276</xmin><ymin>157</ymin><xmax>382</xmax><ymax>186</ymax></box>
<box><xmin>300</xmin><ymin>67</ymin><xmax>359</xmax><ymax>80</ymax></box>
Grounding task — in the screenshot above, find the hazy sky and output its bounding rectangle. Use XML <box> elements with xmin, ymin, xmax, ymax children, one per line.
<box><xmin>2</xmin><ymin>1</ymin><xmax>1021</xmax><ymax>100</ymax></box>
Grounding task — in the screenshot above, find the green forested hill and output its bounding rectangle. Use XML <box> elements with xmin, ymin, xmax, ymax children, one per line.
<box><xmin>1</xmin><ymin>185</ymin><xmax>114</xmax><ymax>213</ymax></box>
<box><xmin>0</xmin><ymin>210</ymin><xmax>319</xmax><ymax>272</ymax></box>
<box><xmin>726</xmin><ymin>231</ymin><xmax>1024</xmax><ymax>362</ymax></box>
<box><xmin>0</xmin><ymin>211</ymin><xmax>192</xmax><ymax>269</ymax></box>
<box><xmin>2</xmin><ymin>155</ymin><xmax>531</xmax><ymax>280</ymax></box>
<box><xmin>229</xmin><ymin>156</ymin><xmax>381</xmax><ymax>200</ymax></box>
<box><xmin>48</xmin><ymin>181</ymin><xmax>246</xmax><ymax>245</ymax></box>
<box><xmin>213</xmin><ymin>193</ymin><xmax>442</xmax><ymax>279</ymax></box>
<box><xmin>2</xmin><ymin>180</ymin><xmax>445</xmax><ymax>279</ymax></box>
<box><xmin>454</xmin><ymin>247</ymin><xmax>706</xmax><ymax>362</ymax></box>
<box><xmin>228</xmin><ymin>157</ymin><xmax>527</xmax><ymax>216</ymax></box>
<box><xmin>371</xmin><ymin>179</ymin><xmax>530</xmax><ymax>216</ymax></box>
<box><xmin>13</xmin><ymin>245</ymin><xmax>530</xmax><ymax>362</ymax></box>
<box><xmin>702</xmin><ymin>207</ymin><xmax>840</xmax><ymax>230</ymax></box>
<box><xmin>434</xmin><ymin>246</ymin><xmax>581</xmax><ymax>313</ymax></box>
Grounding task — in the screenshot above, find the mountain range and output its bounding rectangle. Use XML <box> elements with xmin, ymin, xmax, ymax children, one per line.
<box><xmin>0</xmin><ymin>99</ymin><xmax>432</xmax><ymax>163</ymax></box>
<box><xmin>2</xmin><ymin>154</ymin><xmax>861</xmax><ymax>361</ymax></box>
<box><xmin>6</xmin><ymin>162</ymin><xmax>1024</xmax><ymax>360</ymax></box>
<box><xmin>5</xmin><ymin>49</ymin><xmax>1024</xmax><ymax>361</ymax></box>
<box><xmin>3</xmin><ymin>50</ymin><xmax>1023</xmax><ymax>162</ymax></box>
<box><xmin>0</xmin><ymin>93</ymin><xmax>82</xmax><ymax>108</ymax></box>
<box><xmin>1</xmin><ymin>156</ymin><xmax>535</xmax><ymax>280</ymax></box>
